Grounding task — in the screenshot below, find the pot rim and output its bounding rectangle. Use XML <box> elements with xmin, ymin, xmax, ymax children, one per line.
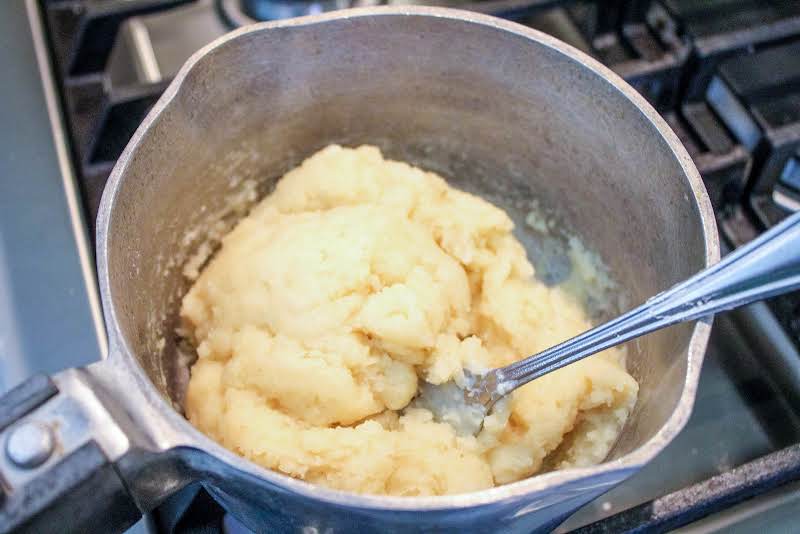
<box><xmin>96</xmin><ymin>6</ymin><xmax>719</xmax><ymax>511</ymax></box>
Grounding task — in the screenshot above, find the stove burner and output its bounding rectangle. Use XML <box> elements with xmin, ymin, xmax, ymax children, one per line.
<box><xmin>219</xmin><ymin>0</ymin><xmax>381</xmax><ymax>24</ymax></box>
<box><xmin>243</xmin><ymin>0</ymin><xmax>358</xmax><ymax>20</ymax></box>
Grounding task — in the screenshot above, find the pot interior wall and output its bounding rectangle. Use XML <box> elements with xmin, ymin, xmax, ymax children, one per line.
<box><xmin>104</xmin><ymin>14</ymin><xmax>708</xmax><ymax>461</ymax></box>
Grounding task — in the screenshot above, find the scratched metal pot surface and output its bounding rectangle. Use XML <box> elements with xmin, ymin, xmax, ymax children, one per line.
<box><xmin>0</xmin><ymin>7</ymin><xmax>718</xmax><ymax>534</ymax></box>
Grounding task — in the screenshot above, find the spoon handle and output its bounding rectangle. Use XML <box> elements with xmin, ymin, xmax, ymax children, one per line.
<box><xmin>496</xmin><ymin>210</ymin><xmax>800</xmax><ymax>391</ymax></box>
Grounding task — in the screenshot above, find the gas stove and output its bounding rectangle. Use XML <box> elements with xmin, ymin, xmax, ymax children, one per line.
<box><xmin>3</xmin><ymin>0</ymin><xmax>800</xmax><ymax>532</ymax></box>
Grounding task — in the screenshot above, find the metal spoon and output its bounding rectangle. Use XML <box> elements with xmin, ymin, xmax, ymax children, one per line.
<box><xmin>415</xmin><ymin>210</ymin><xmax>800</xmax><ymax>436</ymax></box>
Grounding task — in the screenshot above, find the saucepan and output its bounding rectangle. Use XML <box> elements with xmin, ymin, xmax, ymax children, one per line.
<box><xmin>0</xmin><ymin>7</ymin><xmax>718</xmax><ymax>533</ymax></box>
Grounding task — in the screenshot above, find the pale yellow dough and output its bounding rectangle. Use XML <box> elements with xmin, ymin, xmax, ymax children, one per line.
<box><xmin>182</xmin><ymin>145</ymin><xmax>638</xmax><ymax>496</ymax></box>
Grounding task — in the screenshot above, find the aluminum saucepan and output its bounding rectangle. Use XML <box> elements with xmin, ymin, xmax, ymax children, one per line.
<box><xmin>0</xmin><ymin>7</ymin><xmax>718</xmax><ymax>534</ymax></box>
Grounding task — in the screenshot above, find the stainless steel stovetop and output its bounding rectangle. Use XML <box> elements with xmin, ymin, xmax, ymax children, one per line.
<box><xmin>2</xmin><ymin>1</ymin><xmax>800</xmax><ymax>532</ymax></box>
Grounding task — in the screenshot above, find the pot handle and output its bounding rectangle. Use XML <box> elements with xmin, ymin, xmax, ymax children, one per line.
<box><xmin>0</xmin><ymin>372</ymin><xmax>142</xmax><ymax>534</ymax></box>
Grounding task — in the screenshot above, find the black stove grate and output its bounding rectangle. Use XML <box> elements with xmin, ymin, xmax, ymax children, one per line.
<box><xmin>576</xmin><ymin>443</ymin><xmax>800</xmax><ymax>533</ymax></box>
<box><xmin>42</xmin><ymin>0</ymin><xmax>800</xmax><ymax>233</ymax></box>
<box><xmin>34</xmin><ymin>0</ymin><xmax>800</xmax><ymax>532</ymax></box>
<box><xmin>42</xmin><ymin>0</ymin><xmax>193</xmax><ymax>231</ymax></box>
